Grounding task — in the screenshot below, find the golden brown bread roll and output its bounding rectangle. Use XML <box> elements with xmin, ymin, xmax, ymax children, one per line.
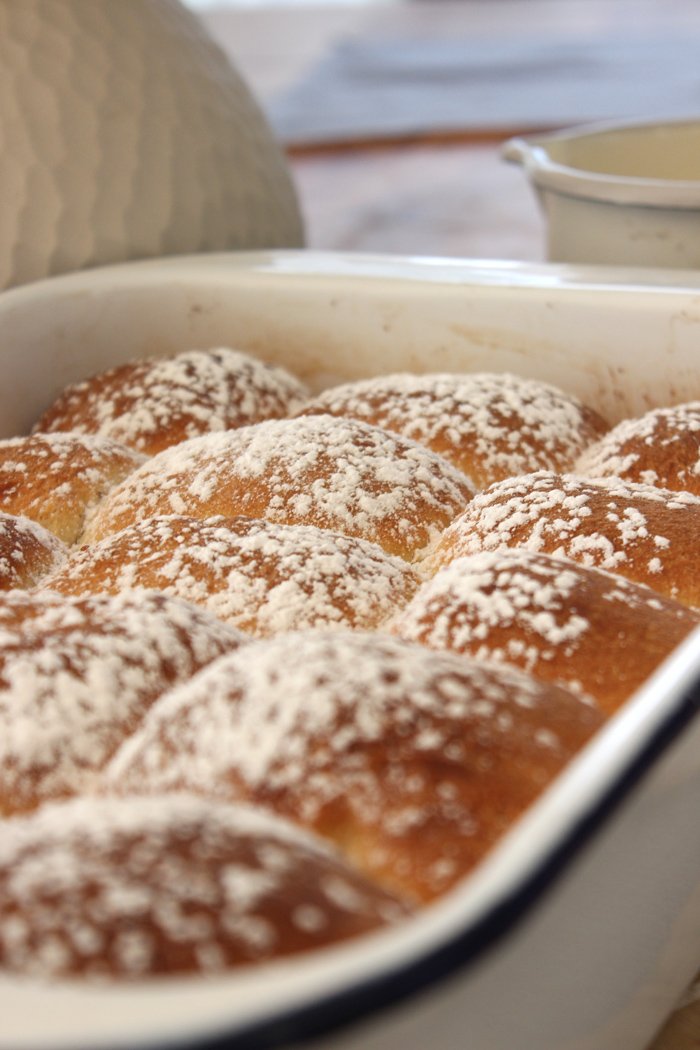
<box><xmin>103</xmin><ymin>631</ymin><xmax>603</xmax><ymax>904</ymax></box>
<box><xmin>0</xmin><ymin>795</ymin><xmax>410</xmax><ymax>979</ymax></box>
<box><xmin>0</xmin><ymin>590</ymin><xmax>244</xmax><ymax>816</ymax></box>
<box><xmin>41</xmin><ymin>514</ymin><xmax>420</xmax><ymax>634</ymax></box>
<box><xmin>577</xmin><ymin>401</ymin><xmax>700</xmax><ymax>495</ymax></box>
<box><xmin>33</xmin><ymin>347</ymin><xmax>309</xmax><ymax>455</ymax></box>
<box><xmin>83</xmin><ymin>416</ymin><xmax>474</xmax><ymax>561</ymax></box>
<box><xmin>424</xmin><ymin>471</ymin><xmax>700</xmax><ymax>608</ymax></box>
<box><xmin>389</xmin><ymin>549</ymin><xmax>700</xmax><ymax>716</ymax></box>
<box><xmin>0</xmin><ymin>433</ymin><xmax>145</xmax><ymax>545</ymax></box>
<box><xmin>299</xmin><ymin>372</ymin><xmax>608</xmax><ymax>489</ymax></box>
<box><xmin>0</xmin><ymin>513</ymin><xmax>67</xmax><ymax>589</ymax></box>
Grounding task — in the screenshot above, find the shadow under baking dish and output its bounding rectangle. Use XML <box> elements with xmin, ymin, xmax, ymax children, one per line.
<box><xmin>2</xmin><ymin>251</ymin><xmax>700</xmax><ymax>1050</ymax></box>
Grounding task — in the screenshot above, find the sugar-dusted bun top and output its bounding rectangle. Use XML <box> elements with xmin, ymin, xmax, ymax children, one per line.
<box><xmin>42</xmin><ymin>515</ymin><xmax>420</xmax><ymax>635</ymax></box>
<box><xmin>33</xmin><ymin>347</ymin><xmax>310</xmax><ymax>456</ymax></box>
<box><xmin>425</xmin><ymin>471</ymin><xmax>700</xmax><ymax>608</ymax></box>
<box><xmin>390</xmin><ymin>549</ymin><xmax>700</xmax><ymax>716</ymax></box>
<box><xmin>0</xmin><ymin>432</ymin><xmax>145</xmax><ymax>545</ymax></box>
<box><xmin>83</xmin><ymin>416</ymin><xmax>474</xmax><ymax>561</ymax></box>
<box><xmin>577</xmin><ymin>401</ymin><xmax>700</xmax><ymax>495</ymax></box>
<box><xmin>0</xmin><ymin>794</ymin><xmax>410</xmax><ymax>979</ymax></box>
<box><xmin>0</xmin><ymin>512</ymin><xmax>67</xmax><ymax>589</ymax></box>
<box><xmin>0</xmin><ymin>590</ymin><xmax>244</xmax><ymax>815</ymax></box>
<box><xmin>104</xmin><ymin>630</ymin><xmax>602</xmax><ymax>903</ymax></box>
<box><xmin>299</xmin><ymin>372</ymin><xmax>608</xmax><ymax>489</ymax></box>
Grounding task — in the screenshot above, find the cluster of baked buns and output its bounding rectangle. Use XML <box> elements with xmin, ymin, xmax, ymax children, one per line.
<box><xmin>0</xmin><ymin>344</ymin><xmax>698</xmax><ymax>981</ymax></box>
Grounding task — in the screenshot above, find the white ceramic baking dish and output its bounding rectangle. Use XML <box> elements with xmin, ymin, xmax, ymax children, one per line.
<box><xmin>2</xmin><ymin>251</ymin><xmax>700</xmax><ymax>1050</ymax></box>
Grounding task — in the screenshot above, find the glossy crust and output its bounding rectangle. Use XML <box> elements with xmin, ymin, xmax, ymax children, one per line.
<box><xmin>103</xmin><ymin>631</ymin><xmax>603</xmax><ymax>904</ymax></box>
<box><xmin>0</xmin><ymin>512</ymin><xmax>67</xmax><ymax>589</ymax></box>
<box><xmin>424</xmin><ymin>471</ymin><xmax>700</xmax><ymax>608</ymax></box>
<box><xmin>390</xmin><ymin>549</ymin><xmax>700</xmax><ymax>717</ymax></box>
<box><xmin>42</xmin><ymin>515</ymin><xmax>421</xmax><ymax>634</ymax></box>
<box><xmin>577</xmin><ymin>401</ymin><xmax>700</xmax><ymax>496</ymax></box>
<box><xmin>0</xmin><ymin>590</ymin><xmax>244</xmax><ymax>815</ymax></box>
<box><xmin>299</xmin><ymin>372</ymin><xmax>608</xmax><ymax>489</ymax></box>
<box><xmin>33</xmin><ymin>347</ymin><xmax>309</xmax><ymax>455</ymax></box>
<box><xmin>83</xmin><ymin>416</ymin><xmax>474</xmax><ymax>561</ymax></box>
<box><xmin>0</xmin><ymin>795</ymin><xmax>410</xmax><ymax>979</ymax></box>
<box><xmin>0</xmin><ymin>433</ymin><xmax>145</xmax><ymax>545</ymax></box>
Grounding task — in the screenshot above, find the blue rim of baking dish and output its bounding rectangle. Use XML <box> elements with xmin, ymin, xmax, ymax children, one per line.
<box><xmin>123</xmin><ymin>642</ymin><xmax>700</xmax><ymax>1050</ymax></box>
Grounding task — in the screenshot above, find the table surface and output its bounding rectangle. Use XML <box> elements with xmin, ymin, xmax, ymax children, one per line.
<box><xmin>199</xmin><ymin>4</ymin><xmax>700</xmax><ymax>1046</ymax></box>
<box><xmin>201</xmin><ymin>0</ymin><xmax>700</xmax><ymax>264</ymax></box>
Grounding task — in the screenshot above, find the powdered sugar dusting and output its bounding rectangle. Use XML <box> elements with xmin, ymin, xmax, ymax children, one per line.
<box><xmin>0</xmin><ymin>513</ymin><xmax>67</xmax><ymax>590</ymax></box>
<box><xmin>397</xmin><ymin>551</ymin><xmax>587</xmax><ymax>650</ymax></box>
<box><xmin>300</xmin><ymin>372</ymin><xmax>607</xmax><ymax>488</ymax></box>
<box><xmin>0</xmin><ymin>345</ymin><xmax>692</xmax><ymax>974</ymax></box>
<box><xmin>0</xmin><ymin>591</ymin><xmax>243</xmax><ymax>814</ymax></box>
<box><xmin>425</xmin><ymin>471</ymin><xmax>700</xmax><ymax>607</ymax></box>
<box><xmin>34</xmin><ymin>348</ymin><xmax>309</xmax><ymax>455</ymax></box>
<box><xmin>577</xmin><ymin>401</ymin><xmax>700</xmax><ymax>495</ymax></box>
<box><xmin>84</xmin><ymin>416</ymin><xmax>474</xmax><ymax>561</ymax></box>
<box><xmin>390</xmin><ymin>549</ymin><xmax>700</xmax><ymax>713</ymax></box>
<box><xmin>0</xmin><ymin>433</ymin><xmax>145</xmax><ymax>546</ymax></box>
<box><xmin>104</xmin><ymin>630</ymin><xmax>602</xmax><ymax>901</ymax></box>
<box><xmin>0</xmin><ymin>794</ymin><xmax>408</xmax><ymax>978</ymax></box>
<box><xmin>42</xmin><ymin>515</ymin><xmax>420</xmax><ymax>634</ymax></box>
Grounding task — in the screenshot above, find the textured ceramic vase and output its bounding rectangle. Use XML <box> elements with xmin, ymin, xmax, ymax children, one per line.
<box><xmin>0</xmin><ymin>0</ymin><xmax>304</xmax><ymax>290</ymax></box>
